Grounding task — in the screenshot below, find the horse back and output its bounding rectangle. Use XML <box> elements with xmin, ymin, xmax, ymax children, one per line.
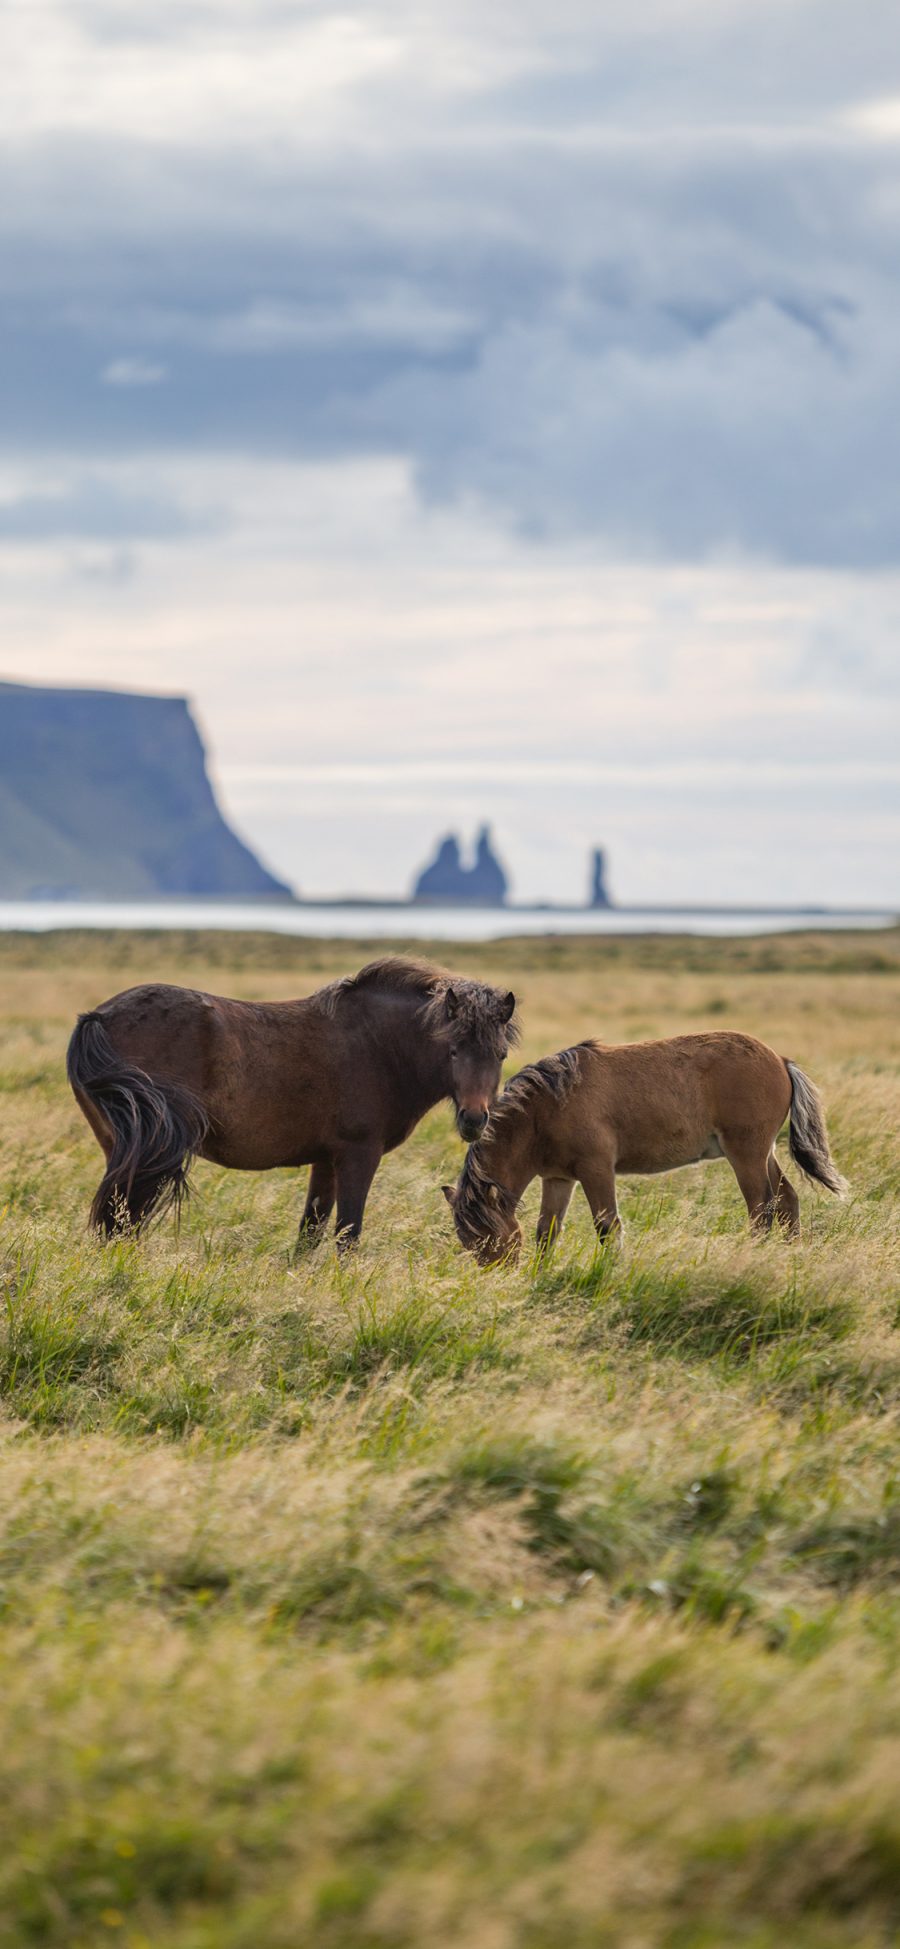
<box><xmin>91</xmin><ymin>982</ymin><xmax>372</xmax><ymax>1169</ymax></box>
<box><xmin>96</xmin><ymin>984</ymin><xmax>222</xmax><ymax>1096</ymax></box>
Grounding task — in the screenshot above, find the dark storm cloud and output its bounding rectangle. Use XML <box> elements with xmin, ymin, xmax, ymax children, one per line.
<box><xmin>2</xmin><ymin>0</ymin><xmax>900</xmax><ymax>564</ymax></box>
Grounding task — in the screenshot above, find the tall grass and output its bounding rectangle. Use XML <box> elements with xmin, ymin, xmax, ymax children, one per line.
<box><xmin>0</xmin><ymin>927</ymin><xmax>898</xmax><ymax>1946</ymax></box>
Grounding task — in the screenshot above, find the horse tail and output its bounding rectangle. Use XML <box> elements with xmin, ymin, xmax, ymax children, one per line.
<box><xmin>784</xmin><ymin>1060</ymin><xmax>848</xmax><ymax>1198</ymax></box>
<box><xmin>67</xmin><ymin>1011</ymin><xmax>210</xmax><ymax>1235</ymax></box>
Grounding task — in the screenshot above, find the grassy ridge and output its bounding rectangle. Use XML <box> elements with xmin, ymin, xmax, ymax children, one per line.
<box><xmin>1</xmin><ymin>929</ymin><xmax>899</xmax><ymax>1947</ymax></box>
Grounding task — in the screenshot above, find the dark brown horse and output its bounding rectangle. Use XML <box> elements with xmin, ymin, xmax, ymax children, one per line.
<box><xmin>68</xmin><ymin>958</ymin><xmax>518</xmax><ymax>1246</ymax></box>
<box><xmin>444</xmin><ymin>1032</ymin><xmax>847</xmax><ymax>1264</ymax></box>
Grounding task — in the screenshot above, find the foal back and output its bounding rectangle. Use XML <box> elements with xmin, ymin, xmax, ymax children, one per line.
<box><xmin>578</xmin><ymin>1033</ymin><xmax>792</xmax><ymax>1175</ymax></box>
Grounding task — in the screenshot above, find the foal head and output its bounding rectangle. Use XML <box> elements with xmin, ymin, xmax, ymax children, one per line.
<box><xmin>429</xmin><ymin>981</ymin><xmax>518</xmax><ymax>1141</ymax></box>
<box><xmin>442</xmin><ymin>1156</ymin><xmax>522</xmax><ymax>1265</ymax></box>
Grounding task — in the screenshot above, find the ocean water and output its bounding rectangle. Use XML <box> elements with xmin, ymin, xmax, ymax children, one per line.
<box><xmin>0</xmin><ymin>902</ymin><xmax>894</xmax><ymax>940</ymax></box>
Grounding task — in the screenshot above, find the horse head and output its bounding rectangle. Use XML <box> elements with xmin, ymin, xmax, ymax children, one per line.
<box><xmin>440</xmin><ymin>982</ymin><xmax>517</xmax><ymax>1140</ymax></box>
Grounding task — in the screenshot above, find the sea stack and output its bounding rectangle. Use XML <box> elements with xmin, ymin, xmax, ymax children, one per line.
<box><xmin>590</xmin><ymin>847</ymin><xmax>612</xmax><ymax>909</ymax></box>
<box><xmin>413</xmin><ymin>825</ymin><xmax>509</xmax><ymax>905</ymax></box>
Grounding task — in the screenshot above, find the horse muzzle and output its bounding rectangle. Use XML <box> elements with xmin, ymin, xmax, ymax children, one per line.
<box><xmin>456</xmin><ymin>1105</ymin><xmax>489</xmax><ymax>1142</ymax></box>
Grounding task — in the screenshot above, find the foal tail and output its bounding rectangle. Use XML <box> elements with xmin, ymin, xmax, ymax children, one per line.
<box><xmin>785</xmin><ymin>1060</ymin><xmax>848</xmax><ymax>1198</ymax></box>
<box><xmin>67</xmin><ymin>1012</ymin><xmax>210</xmax><ymax>1235</ymax></box>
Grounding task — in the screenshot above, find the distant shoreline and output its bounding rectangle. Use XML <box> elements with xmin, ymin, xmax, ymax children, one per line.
<box><xmin>0</xmin><ymin>899</ymin><xmax>896</xmax><ymax>943</ymax></box>
<box><xmin>8</xmin><ymin>895</ymin><xmax>895</xmax><ymax>920</ymax></box>
<box><xmin>295</xmin><ymin>900</ymin><xmax>896</xmax><ymax>919</ymax></box>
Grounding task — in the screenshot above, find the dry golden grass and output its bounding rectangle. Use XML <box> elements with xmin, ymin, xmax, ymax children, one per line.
<box><xmin>1</xmin><ymin>926</ymin><xmax>899</xmax><ymax>1947</ymax></box>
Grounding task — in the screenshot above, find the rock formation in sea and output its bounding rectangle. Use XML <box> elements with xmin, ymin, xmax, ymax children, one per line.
<box><xmin>0</xmin><ymin>679</ymin><xmax>292</xmax><ymax>900</ymax></box>
<box><xmin>589</xmin><ymin>847</ymin><xmax>612</xmax><ymax>909</ymax></box>
<box><xmin>413</xmin><ymin>825</ymin><xmax>509</xmax><ymax>905</ymax></box>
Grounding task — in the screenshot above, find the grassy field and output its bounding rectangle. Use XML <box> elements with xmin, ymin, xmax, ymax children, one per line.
<box><xmin>1</xmin><ymin>925</ymin><xmax>900</xmax><ymax>1948</ymax></box>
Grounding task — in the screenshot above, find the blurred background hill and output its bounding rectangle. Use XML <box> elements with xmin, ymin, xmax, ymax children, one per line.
<box><xmin>0</xmin><ymin>681</ymin><xmax>291</xmax><ymax>900</ymax></box>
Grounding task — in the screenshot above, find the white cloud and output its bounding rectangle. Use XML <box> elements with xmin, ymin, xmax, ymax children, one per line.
<box><xmin>102</xmin><ymin>357</ymin><xmax>168</xmax><ymax>386</ymax></box>
<box><xmin>844</xmin><ymin>94</ymin><xmax>900</xmax><ymax>141</ymax></box>
<box><xmin>0</xmin><ymin>8</ymin><xmax>405</xmax><ymax>147</ymax></box>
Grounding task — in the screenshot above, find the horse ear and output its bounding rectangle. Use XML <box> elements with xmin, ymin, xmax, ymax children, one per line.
<box><xmin>500</xmin><ymin>991</ymin><xmax>516</xmax><ymax>1023</ymax></box>
<box><xmin>441</xmin><ymin>1184</ymin><xmax>456</xmax><ymax>1206</ymax></box>
<box><xmin>445</xmin><ymin>987</ymin><xmax>459</xmax><ymax>1020</ymax></box>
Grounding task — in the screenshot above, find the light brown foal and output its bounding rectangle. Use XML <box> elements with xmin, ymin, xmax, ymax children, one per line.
<box><xmin>444</xmin><ymin>1032</ymin><xmax>847</xmax><ymax>1265</ymax></box>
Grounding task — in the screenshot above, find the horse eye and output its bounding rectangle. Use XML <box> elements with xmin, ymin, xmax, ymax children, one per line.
<box><xmin>450</xmin><ymin>1047</ymin><xmax>459</xmax><ymax>1061</ymax></box>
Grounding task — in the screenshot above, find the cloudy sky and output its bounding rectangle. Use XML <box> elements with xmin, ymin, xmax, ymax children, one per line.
<box><xmin>2</xmin><ymin>0</ymin><xmax>898</xmax><ymax>904</ymax></box>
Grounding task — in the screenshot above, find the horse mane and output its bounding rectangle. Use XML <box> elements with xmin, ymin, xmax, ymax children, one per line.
<box><xmin>317</xmin><ymin>956</ymin><xmax>446</xmax><ymax>1015</ymax></box>
<box><xmin>488</xmin><ymin>1044</ymin><xmax>584</xmax><ymax>1128</ymax></box>
<box><xmin>453</xmin><ymin>1144</ymin><xmax>519</xmax><ymax>1244</ymax></box>
<box><xmin>318</xmin><ymin>957</ymin><xmax>520</xmax><ymax>1047</ymax></box>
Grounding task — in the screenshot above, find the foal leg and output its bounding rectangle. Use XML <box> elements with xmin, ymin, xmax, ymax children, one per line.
<box><xmin>720</xmin><ymin>1135</ymin><xmax>776</xmax><ymax>1234</ymax></box>
<box><xmin>297</xmin><ymin>1160</ymin><xmax>336</xmax><ymax>1249</ymax></box>
<box><xmin>577</xmin><ymin>1158</ymin><xmax>622</xmax><ymax>1245</ymax></box>
<box><xmin>768</xmin><ymin>1155</ymin><xmax>801</xmax><ymax>1239</ymax></box>
<box><xmin>334</xmin><ymin>1144</ymin><xmax>382</xmax><ymax>1253</ymax></box>
<box><xmin>535</xmin><ymin>1177</ymin><xmax>575</xmax><ymax>1255</ymax></box>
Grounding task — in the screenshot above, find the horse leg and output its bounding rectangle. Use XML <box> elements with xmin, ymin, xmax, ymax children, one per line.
<box><xmin>297</xmin><ymin>1160</ymin><xmax>336</xmax><ymax>1249</ymax></box>
<box><xmin>577</xmin><ymin>1157</ymin><xmax>622</xmax><ymax>1244</ymax></box>
<box><xmin>720</xmin><ymin>1134</ymin><xmax>776</xmax><ymax>1233</ymax></box>
<box><xmin>535</xmin><ymin>1177</ymin><xmax>575</xmax><ymax>1255</ymax></box>
<box><xmin>768</xmin><ymin>1154</ymin><xmax>801</xmax><ymax>1239</ymax></box>
<box><xmin>334</xmin><ymin>1144</ymin><xmax>382</xmax><ymax>1252</ymax></box>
